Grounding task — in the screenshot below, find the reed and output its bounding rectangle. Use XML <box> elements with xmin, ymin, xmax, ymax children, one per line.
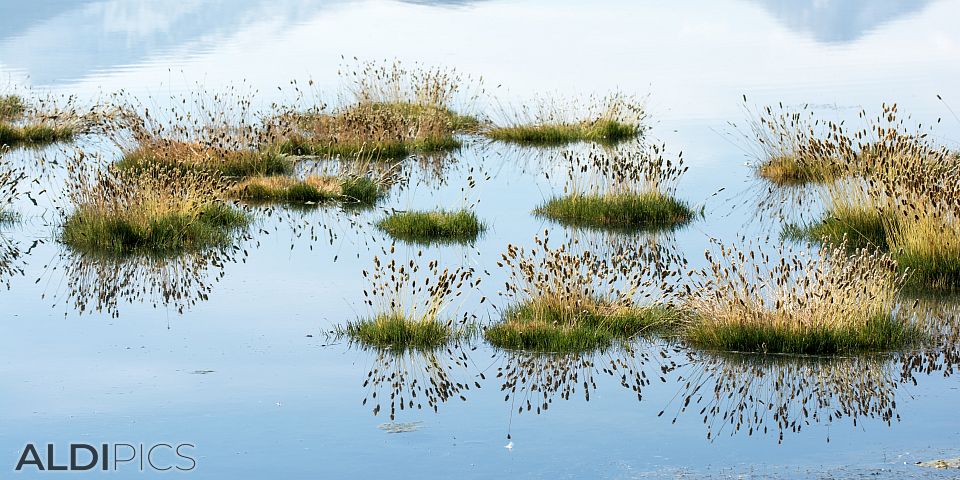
<box><xmin>682</xmin><ymin>240</ymin><xmax>919</xmax><ymax>354</ymax></box>
<box><xmin>536</xmin><ymin>142</ymin><xmax>694</xmax><ymax>230</ymax></box>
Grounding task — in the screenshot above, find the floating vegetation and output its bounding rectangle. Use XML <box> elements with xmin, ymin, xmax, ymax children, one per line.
<box><xmin>486</xmin><ymin>234</ymin><xmax>681</xmax><ymax>352</ymax></box>
<box><xmin>61</xmin><ymin>154</ymin><xmax>249</xmax><ymax>255</ymax></box>
<box><xmin>682</xmin><ymin>240</ymin><xmax>920</xmax><ymax>354</ymax></box>
<box><xmin>485</xmin><ymin>93</ymin><xmax>645</xmax><ymax>146</ymax></box>
<box><xmin>377</xmin><ymin>209</ymin><xmax>484</xmax><ymax>244</ymax></box>
<box><xmin>357</xmin><ymin>341</ymin><xmax>478</xmax><ymax>420</ymax></box>
<box><xmin>273</xmin><ymin>61</ymin><xmax>479</xmax><ymax>158</ymax></box>
<box><xmin>335</xmin><ymin>245</ymin><xmax>480</xmax><ymax>351</ymax></box>
<box><xmin>536</xmin><ymin>142</ymin><xmax>694</xmax><ymax>231</ymax></box>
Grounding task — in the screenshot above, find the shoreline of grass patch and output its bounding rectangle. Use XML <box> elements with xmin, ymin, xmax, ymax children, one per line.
<box><xmin>484</xmin><ymin>302</ymin><xmax>678</xmax><ymax>353</ymax></box>
<box><xmin>61</xmin><ymin>202</ymin><xmax>249</xmax><ymax>256</ymax></box>
<box><xmin>337</xmin><ymin>314</ymin><xmax>473</xmax><ymax>351</ymax></box>
<box><xmin>536</xmin><ymin>191</ymin><xmax>694</xmax><ymax>231</ymax></box>
<box><xmin>683</xmin><ymin>313</ymin><xmax>922</xmax><ymax>355</ymax></box>
<box><xmin>377</xmin><ymin>208</ymin><xmax>484</xmax><ymax>244</ymax></box>
<box><xmin>485</xmin><ymin>119</ymin><xmax>639</xmax><ymax>146</ymax></box>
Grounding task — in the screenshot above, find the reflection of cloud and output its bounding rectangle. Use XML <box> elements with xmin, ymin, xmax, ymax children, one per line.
<box><xmin>0</xmin><ymin>0</ymin><xmax>338</xmax><ymax>85</ymax></box>
<box><xmin>750</xmin><ymin>0</ymin><xmax>934</xmax><ymax>44</ymax></box>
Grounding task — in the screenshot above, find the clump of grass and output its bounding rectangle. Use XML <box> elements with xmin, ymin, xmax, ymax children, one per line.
<box><xmin>485</xmin><ymin>235</ymin><xmax>680</xmax><ymax>353</ymax></box>
<box><xmin>377</xmin><ymin>209</ymin><xmax>484</xmax><ymax>244</ymax></box>
<box><xmin>0</xmin><ymin>122</ymin><xmax>74</xmax><ymax>145</ymax></box>
<box><xmin>116</xmin><ymin>140</ymin><xmax>290</xmax><ymax>178</ymax></box>
<box><xmin>272</xmin><ymin>60</ymin><xmax>479</xmax><ymax>158</ymax></box>
<box><xmin>682</xmin><ymin>240</ymin><xmax>920</xmax><ymax>354</ymax></box>
<box><xmin>536</xmin><ymin>142</ymin><xmax>694</xmax><ymax>230</ymax></box>
<box><xmin>0</xmin><ymin>95</ymin><xmax>25</xmax><ymax>121</ymax></box>
<box><xmin>230</xmin><ymin>173</ymin><xmax>384</xmax><ymax>205</ymax></box>
<box><xmin>485</xmin><ymin>93</ymin><xmax>644</xmax><ymax>146</ymax></box>
<box><xmin>61</xmin><ymin>158</ymin><xmax>249</xmax><ymax>255</ymax></box>
<box><xmin>335</xmin><ymin>247</ymin><xmax>480</xmax><ymax>351</ymax></box>
<box><xmin>772</xmin><ymin>104</ymin><xmax>960</xmax><ymax>290</ymax></box>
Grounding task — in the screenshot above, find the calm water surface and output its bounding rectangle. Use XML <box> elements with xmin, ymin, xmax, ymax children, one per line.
<box><xmin>2</xmin><ymin>1</ymin><xmax>960</xmax><ymax>478</ymax></box>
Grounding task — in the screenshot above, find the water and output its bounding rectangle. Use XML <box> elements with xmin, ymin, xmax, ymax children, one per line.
<box><xmin>2</xmin><ymin>1</ymin><xmax>960</xmax><ymax>478</ymax></box>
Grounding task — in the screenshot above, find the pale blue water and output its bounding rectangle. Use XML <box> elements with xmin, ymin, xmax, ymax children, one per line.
<box><xmin>2</xmin><ymin>1</ymin><xmax>960</xmax><ymax>478</ymax></box>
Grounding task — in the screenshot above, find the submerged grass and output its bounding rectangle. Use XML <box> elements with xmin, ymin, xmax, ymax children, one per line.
<box><xmin>537</xmin><ymin>191</ymin><xmax>693</xmax><ymax>231</ymax></box>
<box><xmin>377</xmin><ymin>209</ymin><xmax>483</xmax><ymax>244</ymax></box>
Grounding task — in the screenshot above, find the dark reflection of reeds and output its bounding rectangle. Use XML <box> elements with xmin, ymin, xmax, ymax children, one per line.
<box><xmin>665</xmin><ymin>282</ymin><xmax>960</xmax><ymax>443</ymax></box>
<box><xmin>494</xmin><ymin>343</ymin><xmax>682</xmax><ymax>439</ymax></box>
<box><xmin>46</xmin><ymin>245</ymin><xmax>246</xmax><ymax>318</ymax></box>
<box><xmin>354</xmin><ymin>341</ymin><xmax>480</xmax><ymax>421</ymax></box>
<box><xmin>0</xmin><ymin>234</ymin><xmax>23</xmax><ymax>289</ymax></box>
<box><xmin>670</xmin><ymin>351</ymin><xmax>899</xmax><ymax>443</ymax></box>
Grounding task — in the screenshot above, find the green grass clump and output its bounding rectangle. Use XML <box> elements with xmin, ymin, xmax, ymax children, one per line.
<box><xmin>62</xmin><ymin>203</ymin><xmax>248</xmax><ymax>256</ymax></box>
<box><xmin>117</xmin><ymin>141</ymin><xmax>292</xmax><ymax>178</ymax></box>
<box><xmin>339</xmin><ymin>314</ymin><xmax>457</xmax><ymax>351</ymax></box>
<box><xmin>0</xmin><ymin>123</ymin><xmax>74</xmax><ymax>146</ymax></box>
<box><xmin>684</xmin><ymin>313</ymin><xmax>920</xmax><ymax>355</ymax></box>
<box><xmin>485</xmin><ymin>302</ymin><xmax>677</xmax><ymax>352</ymax></box>
<box><xmin>486</xmin><ymin>119</ymin><xmax>639</xmax><ymax>146</ymax></box>
<box><xmin>536</xmin><ymin>191</ymin><xmax>693</xmax><ymax>231</ymax></box>
<box><xmin>0</xmin><ymin>95</ymin><xmax>25</xmax><ymax>121</ymax></box>
<box><xmin>755</xmin><ymin>154</ymin><xmax>843</xmax><ymax>185</ymax></box>
<box><xmin>783</xmin><ymin>205</ymin><xmax>889</xmax><ymax>250</ymax></box>
<box><xmin>377</xmin><ymin>209</ymin><xmax>484</xmax><ymax>244</ymax></box>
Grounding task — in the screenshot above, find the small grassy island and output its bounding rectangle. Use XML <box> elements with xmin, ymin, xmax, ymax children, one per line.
<box><xmin>682</xmin><ymin>242</ymin><xmax>921</xmax><ymax>354</ymax></box>
<box><xmin>0</xmin><ymin>95</ymin><xmax>75</xmax><ymax>146</ymax></box>
<box><xmin>61</xmin><ymin>164</ymin><xmax>249</xmax><ymax>256</ymax></box>
<box><xmin>377</xmin><ymin>208</ymin><xmax>484</xmax><ymax>244</ymax></box>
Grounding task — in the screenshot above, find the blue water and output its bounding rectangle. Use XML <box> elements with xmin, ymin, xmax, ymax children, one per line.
<box><xmin>2</xmin><ymin>1</ymin><xmax>960</xmax><ymax>478</ymax></box>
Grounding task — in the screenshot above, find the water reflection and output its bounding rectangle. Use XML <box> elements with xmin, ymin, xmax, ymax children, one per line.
<box><xmin>750</xmin><ymin>0</ymin><xmax>933</xmax><ymax>44</ymax></box>
<box><xmin>355</xmin><ymin>342</ymin><xmax>480</xmax><ymax>421</ymax></box>
<box><xmin>0</xmin><ymin>234</ymin><xmax>23</xmax><ymax>289</ymax></box>
<box><xmin>45</xmin><ymin>245</ymin><xmax>247</xmax><ymax>317</ymax></box>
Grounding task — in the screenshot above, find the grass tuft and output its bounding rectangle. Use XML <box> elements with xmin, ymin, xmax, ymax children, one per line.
<box><xmin>485</xmin><ymin>301</ymin><xmax>677</xmax><ymax>352</ymax></box>
<box><xmin>377</xmin><ymin>209</ymin><xmax>483</xmax><ymax>244</ymax></box>
<box><xmin>339</xmin><ymin>314</ymin><xmax>457</xmax><ymax>351</ymax></box>
<box><xmin>486</xmin><ymin>119</ymin><xmax>639</xmax><ymax>146</ymax></box>
<box><xmin>0</xmin><ymin>95</ymin><xmax>25</xmax><ymax>121</ymax></box>
<box><xmin>783</xmin><ymin>204</ymin><xmax>889</xmax><ymax>250</ymax></box>
<box><xmin>117</xmin><ymin>140</ymin><xmax>291</xmax><ymax>178</ymax></box>
<box><xmin>0</xmin><ymin>123</ymin><xmax>74</xmax><ymax>146</ymax></box>
<box><xmin>537</xmin><ymin>191</ymin><xmax>693</xmax><ymax>231</ymax></box>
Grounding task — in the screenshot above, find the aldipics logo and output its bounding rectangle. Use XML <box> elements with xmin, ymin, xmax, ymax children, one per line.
<box><xmin>15</xmin><ymin>443</ymin><xmax>196</xmax><ymax>472</ymax></box>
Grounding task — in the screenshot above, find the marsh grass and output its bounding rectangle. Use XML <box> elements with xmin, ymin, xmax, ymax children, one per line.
<box><xmin>682</xmin><ymin>240</ymin><xmax>920</xmax><ymax>354</ymax></box>
<box><xmin>335</xmin><ymin>247</ymin><xmax>480</xmax><ymax>351</ymax></box>
<box><xmin>377</xmin><ymin>209</ymin><xmax>484</xmax><ymax>244</ymax></box>
<box><xmin>486</xmin><ymin>301</ymin><xmax>677</xmax><ymax>352</ymax></box>
<box><xmin>486</xmin><ymin>93</ymin><xmax>644</xmax><ymax>146</ymax></box>
<box><xmin>486</xmin><ymin>235</ymin><xmax>682</xmax><ymax>353</ymax></box>
<box><xmin>538</xmin><ymin>142</ymin><xmax>694</xmax><ymax>230</ymax></box>
<box><xmin>116</xmin><ymin>140</ymin><xmax>291</xmax><ymax>178</ymax></box>
<box><xmin>273</xmin><ymin>61</ymin><xmax>480</xmax><ymax>159</ymax></box>
<box><xmin>0</xmin><ymin>122</ymin><xmax>75</xmax><ymax>146</ymax></box>
<box><xmin>767</xmin><ymin>104</ymin><xmax>960</xmax><ymax>290</ymax></box>
<box><xmin>62</xmin><ymin>157</ymin><xmax>249</xmax><ymax>255</ymax></box>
